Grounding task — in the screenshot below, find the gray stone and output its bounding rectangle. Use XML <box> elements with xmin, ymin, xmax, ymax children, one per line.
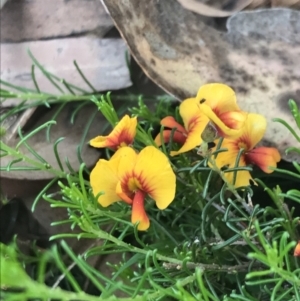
<box><xmin>0</xmin><ymin>0</ymin><xmax>113</xmax><ymax>42</ymax></box>
<box><xmin>1</xmin><ymin>37</ymin><xmax>132</xmax><ymax>107</ymax></box>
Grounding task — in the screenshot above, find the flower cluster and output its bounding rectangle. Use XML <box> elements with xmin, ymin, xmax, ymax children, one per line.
<box><xmin>155</xmin><ymin>83</ymin><xmax>281</xmax><ymax>188</ymax></box>
<box><xmin>89</xmin><ymin>115</ymin><xmax>176</xmax><ymax>231</ymax></box>
<box><xmin>89</xmin><ymin>83</ymin><xmax>281</xmax><ymax>231</ymax></box>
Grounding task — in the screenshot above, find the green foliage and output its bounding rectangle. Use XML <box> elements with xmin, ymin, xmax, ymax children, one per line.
<box><xmin>1</xmin><ymin>54</ymin><xmax>300</xmax><ymax>300</ymax></box>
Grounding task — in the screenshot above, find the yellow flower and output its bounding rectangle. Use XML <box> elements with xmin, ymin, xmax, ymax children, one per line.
<box><xmin>90</xmin><ymin>146</ymin><xmax>176</xmax><ymax>230</ymax></box>
<box><xmin>196</xmin><ymin>83</ymin><xmax>247</xmax><ymax>139</ymax></box>
<box><xmin>155</xmin><ymin>83</ymin><xmax>245</xmax><ymax>156</ymax></box>
<box><xmin>90</xmin><ymin>115</ymin><xmax>137</xmax><ymax>150</ymax></box>
<box><xmin>211</xmin><ymin>114</ymin><xmax>281</xmax><ymax>188</ymax></box>
<box><xmin>155</xmin><ymin>99</ymin><xmax>209</xmax><ymax>156</ymax></box>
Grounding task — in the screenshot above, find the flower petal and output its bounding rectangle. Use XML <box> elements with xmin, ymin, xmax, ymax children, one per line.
<box><xmin>294</xmin><ymin>241</ymin><xmax>300</xmax><ymax>257</ymax></box>
<box><xmin>246</xmin><ymin>147</ymin><xmax>281</xmax><ymax>173</ymax></box>
<box><xmin>116</xmin><ymin>181</ymin><xmax>133</xmax><ymax>204</ymax></box>
<box><xmin>180</xmin><ymin>98</ymin><xmax>208</xmax><ymax>130</ymax></box>
<box><xmin>160</xmin><ymin>116</ymin><xmax>186</xmax><ymax>134</ymax></box>
<box><xmin>224</xmin><ymin>165</ymin><xmax>255</xmax><ymax>188</ymax></box>
<box><xmin>169</xmin><ymin>98</ymin><xmax>209</xmax><ymax>156</ymax></box>
<box><xmin>211</xmin><ymin>138</ymin><xmax>239</xmax><ymax>168</ymax></box>
<box><xmin>92</xmin><ymin>147</ymin><xmax>137</xmax><ymax>206</ymax></box>
<box><xmin>110</xmin><ymin>146</ymin><xmax>138</xmax><ymax>180</ymax></box>
<box><xmin>217</xmin><ymin>111</ymin><xmax>248</xmax><ymax>138</ymax></box>
<box><xmin>131</xmin><ymin>190</ymin><xmax>150</xmax><ymax>231</ymax></box>
<box><xmin>170</xmin><ymin>117</ymin><xmax>206</xmax><ymax>156</ymax></box>
<box><xmin>198</xmin><ymin>104</ymin><xmax>245</xmax><ymax>138</ymax></box>
<box><xmin>237</xmin><ymin>113</ymin><xmax>267</xmax><ymax>150</ymax></box>
<box><xmin>133</xmin><ymin>146</ymin><xmax>176</xmax><ymax>209</ymax></box>
<box><xmin>90</xmin><ymin>115</ymin><xmax>137</xmax><ymax>149</ymax></box>
<box><xmin>90</xmin><ymin>159</ymin><xmax>120</xmax><ymax>207</ymax></box>
<box><xmin>195</xmin><ymin>84</ymin><xmax>247</xmax><ymax>139</ymax></box>
<box><xmin>211</xmin><ymin>139</ymin><xmax>254</xmax><ymax>187</ymax></box>
<box><xmin>155</xmin><ymin>130</ymin><xmax>187</xmax><ymax>146</ymax></box>
<box><xmin>155</xmin><ymin>116</ymin><xmax>188</xmax><ymax>146</ymax></box>
<box><xmin>196</xmin><ymin>83</ymin><xmax>239</xmax><ymax>114</ymax></box>
<box><xmin>89</xmin><ymin>136</ymin><xmax>108</xmax><ymax>148</ymax></box>
<box><xmin>212</xmin><ymin>113</ymin><xmax>268</xmax><ymax>167</ymax></box>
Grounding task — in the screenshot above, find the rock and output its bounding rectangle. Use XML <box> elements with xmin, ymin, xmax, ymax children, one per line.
<box><xmin>0</xmin><ymin>0</ymin><xmax>113</xmax><ymax>42</ymax></box>
<box><xmin>1</xmin><ymin>37</ymin><xmax>132</xmax><ymax>107</ymax></box>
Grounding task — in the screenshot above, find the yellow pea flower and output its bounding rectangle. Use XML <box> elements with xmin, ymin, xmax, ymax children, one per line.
<box><xmin>211</xmin><ymin>114</ymin><xmax>281</xmax><ymax>188</ymax></box>
<box><xmin>90</xmin><ymin>115</ymin><xmax>137</xmax><ymax>150</ymax></box>
<box><xmin>90</xmin><ymin>146</ymin><xmax>176</xmax><ymax>230</ymax></box>
<box><xmin>155</xmin><ymin>83</ymin><xmax>246</xmax><ymax>156</ymax></box>
<box><xmin>196</xmin><ymin>83</ymin><xmax>247</xmax><ymax>139</ymax></box>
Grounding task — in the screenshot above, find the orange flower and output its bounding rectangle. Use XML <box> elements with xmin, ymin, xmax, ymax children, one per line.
<box><xmin>294</xmin><ymin>241</ymin><xmax>300</xmax><ymax>257</ymax></box>
<box><xmin>90</xmin><ymin>146</ymin><xmax>176</xmax><ymax>230</ymax></box>
<box><xmin>155</xmin><ymin>84</ymin><xmax>246</xmax><ymax>156</ymax></box>
<box><xmin>196</xmin><ymin>83</ymin><xmax>247</xmax><ymax>139</ymax></box>
<box><xmin>90</xmin><ymin>115</ymin><xmax>137</xmax><ymax>150</ymax></box>
<box><xmin>211</xmin><ymin>114</ymin><xmax>281</xmax><ymax>188</ymax></box>
<box><xmin>155</xmin><ymin>98</ymin><xmax>209</xmax><ymax>156</ymax></box>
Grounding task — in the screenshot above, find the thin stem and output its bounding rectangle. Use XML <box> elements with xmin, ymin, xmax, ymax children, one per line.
<box><xmin>0</xmin><ymin>90</ymin><xmax>171</xmax><ymax>104</ymax></box>
<box><xmin>208</xmin><ymin>156</ymin><xmax>253</xmax><ymax>214</ymax></box>
<box><xmin>0</xmin><ymin>142</ymin><xmax>66</xmax><ymax>178</ymax></box>
<box><xmin>81</xmin><ymin>220</ymin><xmax>258</xmax><ymax>273</ymax></box>
<box><xmin>162</xmin><ymin>261</ymin><xmax>261</xmax><ymax>273</ymax></box>
<box><xmin>73</xmin><ymin>60</ymin><xmax>97</xmax><ymax>92</ymax></box>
